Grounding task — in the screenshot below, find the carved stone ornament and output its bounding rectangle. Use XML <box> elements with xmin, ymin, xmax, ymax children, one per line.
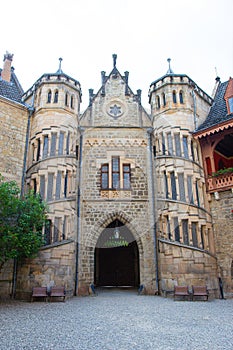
<box><xmin>105</xmin><ymin>100</ymin><xmax>126</xmax><ymax>119</ymax></box>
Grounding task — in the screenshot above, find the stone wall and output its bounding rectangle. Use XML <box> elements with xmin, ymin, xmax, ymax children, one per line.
<box><xmin>15</xmin><ymin>241</ymin><xmax>76</xmax><ymax>300</ymax></box>
<box><xmin>0</xmin><ymin>98</ymin><xmax>28</xmax><ymax>184</ymax></box>
<box><xmin>158</xmin><ymin>239</ymin><xmax>219</xmax><ymax>298</ymax></box>
<box><xmin>210</xmin><ymin>189</ymin><xmax>233</xmax><ymax>298</ymax></box>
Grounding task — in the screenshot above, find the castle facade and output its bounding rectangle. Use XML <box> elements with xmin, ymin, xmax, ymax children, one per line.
<box><xmin>0</xmin><ymin>53</ymin><xmax>232</xmax><ymax>299</ymax></box>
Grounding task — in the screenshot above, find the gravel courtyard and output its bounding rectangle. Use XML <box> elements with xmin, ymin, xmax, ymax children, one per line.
<box><xmin>0</xmin><ymin>288</ymin><xmax>232</xmax><ymax>350</ymax></box>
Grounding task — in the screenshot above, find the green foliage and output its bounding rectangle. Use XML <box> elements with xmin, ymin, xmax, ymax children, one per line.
<box><xmin>212</xmin><ymin>167</ymin><xmax>233</xmax><ymax>177</ymax></box>
<box><xmin>0</xmin><ymin>175</ymin><xmax>48</xmax><ymax>270</ymax></box>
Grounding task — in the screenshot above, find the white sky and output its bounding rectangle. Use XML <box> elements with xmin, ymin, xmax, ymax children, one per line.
<box><xmin>1</xmin><ymin>0</ymin><xmax>232</xmax><ymax>110</ymax></box>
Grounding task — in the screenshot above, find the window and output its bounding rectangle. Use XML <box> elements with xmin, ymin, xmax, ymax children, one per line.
<box><xmin>162</xmin><ymin>133</ymin><xmax>166</xmax><ymax>155</ymax></box>
<box><xmin>182</xmin><ymin>219</ymin><xmax>189</xmax><ymax>245</ymax></box>
<box><xmin>112</xmin><ymin>157</ymin><xmax>120</xmax><ymax>189</ymax></box>
<box><xmin>162</xmin><ymin>93</ymin><xmax>166</xmax><ymax>106</ymax></box>
<box><xmin>50</xmin><ymin>133</ymin><xmax>57</xmax><ymax>157</ymax></box>
<box><xmin>228</xmin><ymin>97</ymin><xmax>233</xmax><ymax>113</ymax></box>
<box><xmin>191</xmin><ymin>140</ymin><xmax>195</xmax><ymax>161</ymax></box>
<box><xmin>201</xmin><ymin>226</ymin><xmax>205</xmax><ymax>249</ymax></box>
<box><xmin>165</xmin><ymin>216</ymin><xmax>171</xmax><ymax>240</ymax></box>
<box><xmin>175</xmin><ymin>134</ymin><xmax>181</xmax><ymax>157</ymax></box>
<box><xmin>195</xmin><ymin>181</ymin><xmax>200</xmax><ymax>207</ymax></box>
<box><xmin>191</xmin><ymin>222</ymin><xmax>198</xmax><ymax>247</ymax></box>
<box><xmin>55</xmin><ymin>171</ymin><xmax>62</xmax><ymax>200</ymax></box>
<box><xmin>101</xmin><ymin>164</ymin><xmax>109</xmax><ymax>189</ymax></box>
<box><xmin>164</xmin><ymin>171</ymin><xmax>169</xmax><ymax>198</ymax></box>
<box><xmin>187</xmin><ymin>175</ymin><xmax>194</xmax><ymax>204</ymax></box>
<box><xmin>178</xmin><ymin>173</ymin><xmax>185</xmax><ymax>201</ymax></box>
<box><xmin>54</xmin><ymin>217</ymin><xmax>60</xmax><ymax>242</ymax></box>
<box><xmin>65</xmin><ymin>93</ymin><xmax>69</xmax><ymax>106</ymax></box>
<box><xmin>172</xmin><ymin>91</ymin><xmax>177</xmax><ymax>103</ymax></box>
<box><xmin>36</xmin><ymin>138</ymin><xmax>41</xmax><ymax>161</ymax></box>
<box><xmin>47</xmin><ymin>173</ymin><xmax>54</xmax><ymax>201</ymax></box>
<box><xmin>173</xmin><ymin>217</ymin><xmax>180</xmax><ymax>242</ymax></box>
<box><xmin>47</xmin><ymin>90</ymin><xmax>51</xmax><ymax>103</ymax></box>
<box><xmin>42</xmin><ymin>135</ymin><xmax>48</xmax><ymax>159</ymax></box>
<box><xmin>183</xmin><ymin>136</ymin><xmax>189</xmax><ymax>158</ymax></box>
<box><xmin>44</xmin><ymin>219</ymin><xmax>52</xmax><ymax>245</ymax></box>
<box><xmin>123</xmin><ymin>164</ymin><xmax>131</xmax><ymax>189</ymax></box>
<box><xmin>64</xmin><ymin>170</ymin><xmax>68</xmax><ymax>197</ymax></box>
<box><xmin>32</xmin><ymin>178</ymin><xmax>37</xmax><ymax>194</ymax></box>
<box><xmin>156</xmin><ymin>95</ymin><xmax>160</xmax><ymax>109</ymax></box>
<box><xmin>58</xmin><ymin>132</ymin><xmax>64</xmax><ymax>155</ymax></box>
<box><xmin>170</xmin><ymin>171</ymin><xmax>177</xmax><ymax>200</ymax></box>
<box><xmin>54</xmin><ymin>90</ymin><xmax>59</xmax><ymax>103</ymax></box>
<box><xmin>167</xmin><ymin>132</ymin><xmax>173</xmax><ymax>156</ymax></box>
<box><xmin>179</xmin><ymin>91</ymin><xmax>184</xmax><ymax>104</ymax></box>
<box><xmin>62</xmin><ymin>216</ymin><xmax>67</xmax><ymax>240</ymax></box>
<box><xmin>71</xmin><ymin>95</ymin><xmax>74</xmax><ymax>109</ymax></box>
<box><xmin>66</xmin><ymin>132</ymin><xmax>70</xmax><ymax>155</ymax></box>
<box><xmin>40</xmin><ymin>175</ymin><xmax>45</xmax><ymax>200</ymax></box>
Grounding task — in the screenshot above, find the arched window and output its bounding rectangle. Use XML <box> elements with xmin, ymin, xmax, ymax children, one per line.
<box><xmin>156</xmin><ymin>95</ymin><xmax>160</xmax><ymax>109</ymax></box>
<box><xmin>47</xmin><ymin>90</ymin><xmax>52</xmax><ymax>103</ymax></box>
<box><xmin>162</xmin><ymin>93</ymin><xmax>166</xmax><ymax>106</ymax></box>
<box><xmin>71</xmin><ymin>95</ymin><xmax>74</xmax><ymax>109</ymax></box>
<box><xmin>54</xmin><ymin>90</ymin><xmax>59</xmax><ymax>103</ymax></box>
<box><xmin>179</xmin><ymin>91</ymin><xmax>184</xmax><ymax>104</ymax></box>
<box><xmin>65</xmin><ymin>93</ymin><xmax>69</xmax><ymax>106</ymax></box>
<box><xmin>173</xmin><ymin>91</ymin><xmax>177</xmax><ymax>103</ymax></box>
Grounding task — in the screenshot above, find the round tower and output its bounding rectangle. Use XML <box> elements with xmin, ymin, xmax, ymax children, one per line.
<box><xmin>19</xmin><ymin>60</ymin><xmax>82</xmax><ymax>295</ymax></box>
<box><xmin>149</xmin><ymin>60</ymin><xmax>218</xmax><ymax>295</ymax></box>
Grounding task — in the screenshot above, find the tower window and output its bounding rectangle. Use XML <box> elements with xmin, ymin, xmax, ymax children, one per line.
<box><xmin>174</xmin><ymin>217</ymin><xmax>180</xmax><ymax>242</ymax></box>
<box><xmin>172</xmin><ymin>91</ymin><xmax>177</xmax><ymax>103</ymax></box>
<box><xmin>65</xmin><ymin>93</ymin><xmax>69</xmax><ymax>106</ymax></box>
<box><xmin>170</xmin><ymin>171</ymin><xmax>177</xmax><ymax>200</ymax></box>
<box><xmin>183</xmin><ymin>136</ymin><xmax>189</xmax><ymax>158</ymax></box>
<box><xmin>156</xmin><ymin>95</ymin><xmax>160</xmax><ymax>109</ymax></box>
<box><xmin>54</xmin><ymin>90</ymin><xmax>59</xmax><ymax>103</ymax></box>
<box><xmin>47</xmin><ymin>90</ymin><xmax>52</xmax><ymax>103</ymax></box>
<box><xmin>162</xmin><ymin>93</ymin><xmax>166</xmax><ymax>106</ymax></box>
<box><xmin>179</xmin><ymin>91</ymin><xmax>184</xmax><ymax>104</ymax></box>
<box><xmin>182</xmin><ymin>219</ymin><xmax>189</xmax><ymax>245</ymax></box>
<box><xmin>71</xmin><ymin>95</ymin><xmax>74</xmax><ymax>109</ymax></box>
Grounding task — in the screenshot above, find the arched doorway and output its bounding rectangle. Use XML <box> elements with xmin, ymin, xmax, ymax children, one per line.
<box><xmin>94</xmin><ymin>220</ymin><xmax>140</xmax><ymax>287</ymax></box>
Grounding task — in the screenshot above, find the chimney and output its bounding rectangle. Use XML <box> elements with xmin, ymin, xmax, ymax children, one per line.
<box><xmin>1</xmin><ymin>52</ymin><xmax>14</xmax><ymax>82</ymax></box>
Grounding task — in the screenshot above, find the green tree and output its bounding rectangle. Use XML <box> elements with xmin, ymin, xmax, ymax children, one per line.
<box><xmin>0</xmin><ymin>175</ymin><xmax>48</xmax><ymax>272</ymax></box>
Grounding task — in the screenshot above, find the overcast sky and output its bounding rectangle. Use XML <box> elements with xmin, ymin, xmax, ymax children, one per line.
<box><xmin>1</xmin><ymin>0</ymin><xmax>232</xmax><ymax>110</ymax></box>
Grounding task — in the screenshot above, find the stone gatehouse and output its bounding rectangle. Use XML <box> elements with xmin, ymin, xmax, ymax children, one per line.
<box><xmin>0</xmin><ymin>52</ymin><xmax>232</xmax><ymax>299</ymax></box>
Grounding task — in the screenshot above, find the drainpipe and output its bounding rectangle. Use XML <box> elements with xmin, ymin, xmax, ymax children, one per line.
<box><xmin>74</xmin><ymin>127</ymin><xmax>84</xmax><ymax>295</ymax></box>
<box><xmin>12</xmin><ymin>85</ymin><xmax>35</xmax><ymax>299</ymax></box>
<box><xmin>147</xmin><ymin>128</ymin><xmax>159</xmax><ymax>294</ymax></box>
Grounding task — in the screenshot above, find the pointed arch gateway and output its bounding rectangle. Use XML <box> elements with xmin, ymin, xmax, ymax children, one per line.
<box><xmin>94</xmin><ymin>219</ymin><xmax>140</xmax><ymax>287</ymax></box>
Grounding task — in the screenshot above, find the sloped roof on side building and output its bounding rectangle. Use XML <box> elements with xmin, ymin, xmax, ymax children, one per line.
<box><xmin>196</xmin><ymin>80</ymin><xmax>233</xmax><ymax>133</ymax></box>
<box><xmin>0</xmin><ymin>68</ymin><xmax>24</xmax><ymax>103</ymax></box>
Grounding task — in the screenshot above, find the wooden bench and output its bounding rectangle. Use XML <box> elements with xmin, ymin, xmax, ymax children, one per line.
<box><xmin>192</xmin><ymin>286</ymin><xmax>209</xmax><ymax>301</ymax></box>
<box><xmin>49</xmin><ymin>286</ymin><xmax>66</xmax><ymax>302</ymax></box>
<box><xmin>174</xmin><ymin>285</ymin><xmax>190</xmax><ymax>301</ymax></box>
<box><xmin>31</xmin><ymin>287</ymin><xmax>48</xmax><ymax>302</ymax></box>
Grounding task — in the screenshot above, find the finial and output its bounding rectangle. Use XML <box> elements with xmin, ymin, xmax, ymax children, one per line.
<box><xmin>57</xmin><ymin>57</ymin><xmax>63</xmax><ymax>73</ymax></box>
<box><xmin>166</xmin><ymin>58</ymin><xmax>174</xmax><ymax>74</ymax></box>
<box><xmin>112</xmin><ymin>54</ymin><xmax>117</xmax><ymax>68</ymax></box>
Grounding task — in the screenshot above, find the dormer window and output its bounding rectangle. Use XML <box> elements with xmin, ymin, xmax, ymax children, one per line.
<box><xmin>228</xmin><ymin>97</ymin><xmax>233</xmax><ymax>113</ymax></box>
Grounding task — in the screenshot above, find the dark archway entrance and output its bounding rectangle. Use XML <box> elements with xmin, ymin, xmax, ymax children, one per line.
<box><xmin>94</xmin><ymin>220</ymin><xmax>139</xmax><ymax>287</ymax></box>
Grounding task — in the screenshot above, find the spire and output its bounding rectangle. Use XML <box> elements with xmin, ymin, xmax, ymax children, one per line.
<box><xmin>166</xmin><ymin>58</ymin><xmax>174</xmax><ymax>74</ymax></box>
<box><xmin>57</xmin><ymin>57</ymin><xmax>63</xmax><ymax>74</ymax></box>
<box><xmin>112</xmin><ymin>54</ymin><xmax>117</xmax><ymax>68</ymax></box>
